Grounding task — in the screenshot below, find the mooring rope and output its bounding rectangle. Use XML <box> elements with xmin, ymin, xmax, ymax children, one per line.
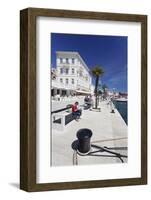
<box><xmin>72</xmin><ymin>137</ymin><xmax>128</xmax><ymax>165</ymax></box>
<box><xmin>73</xmin><ymin>150</ymin><xmax>78</xmax><ymax>165</ymax></box>
<box><xmin>92</xmin><ymin>137</ymin><xmax>127</xmax><ymax>144</ymax></box>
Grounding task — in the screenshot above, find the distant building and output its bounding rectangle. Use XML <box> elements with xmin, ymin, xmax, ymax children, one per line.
<box><xmin>51</xmin><ymin>51</ymin><xmax>93</xmax><ymax>96</ymax></box>
<box><xmin>107</xmin><ymin>90</ymin><xmax>119</xmax><ymax>97</ymax></box>
<box><xmin>119</xmin><ymin>92</ymin><xmax>127</xmax><ymax>99</ymax></box>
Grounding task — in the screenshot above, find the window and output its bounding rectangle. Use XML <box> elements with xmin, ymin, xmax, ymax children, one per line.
<box><xmin>72</xmin><ymin>58</ymin><xmax>74</xmax><ymax>64</ymax></box>
<box><xmin>72</xmin><ymin>79</ymin><xmax>74</xmax><ymax>84</ymax></box>
<box><xmin>60</xmin><ymin>78</ymin><xmax>63</xmax><ymax>83</ymax></box>
<box><xmin>65</xmin><ymin>68</ymin><xmax>69</xmax><ymax>74</ymax></box>
<box><xmin>60</xmin><ymin>68</ymin><xmax>63</xmax><ymax>74</ymax></box>
<box><xmin>60</xmin><ymin>58</ymin><xmax>63</xmax><ymax>63</ymax></box>
<box><xmin>66</xmin><ymin>58</ymin><xmax>69</xmax><ymax>64</ymax></box>
<box><xmin>79</xmin><ymin>71</ymin><xmax>82</xmax><ymax>77</ymax></box>
<box><xmin>66</xmin><ymin>78</ymin><xmax>68</xmax><ymax>84</ymax></box>
<box><xmin>72</xmin><ymin>68</ymin><xmax>74</xmax><ymax>74</ymax></box>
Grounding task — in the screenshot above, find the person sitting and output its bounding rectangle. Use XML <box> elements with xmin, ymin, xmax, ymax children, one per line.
<box><xmin>84</xmin><ymin>96</ymin><xmax>89</xmax><ymax>103</ymax></box>
<box><xmin>72</xmin><ymin>102</ymin><xmax>82</xmax><ymax>121</ymax></box>
<box><xmin>84</xmin><ymin>95</ymin><xmax>93</xmax><ymax>109</ymax></box>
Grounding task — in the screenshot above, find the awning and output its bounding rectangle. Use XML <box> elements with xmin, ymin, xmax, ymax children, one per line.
<box><xmin>75</xmin><ymin>90</ymin><xmax>91</xmax><ymax>94</ymax></box>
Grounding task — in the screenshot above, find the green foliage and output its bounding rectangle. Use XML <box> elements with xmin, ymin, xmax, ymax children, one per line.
<box><xmin>91</xmin><ymin>66</ymin><xmax>104</xmax><ymax>77</ymax></box>
<box><xmin>102</xmin><ymin>84</ymin><xmax>108</xmax><ymax>93</ymax></box>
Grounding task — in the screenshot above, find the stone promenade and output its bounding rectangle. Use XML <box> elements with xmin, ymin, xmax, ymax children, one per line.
<box><xmin>51</xmin><ymin>100</ymin><xmax>128</xmax><ymax>166</ymax></box>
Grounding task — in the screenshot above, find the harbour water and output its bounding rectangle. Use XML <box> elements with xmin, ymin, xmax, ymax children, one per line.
<box><xmin>113</xmin><ymin>100</ymin><xmax>128</xmax><ymax>125</ymax></box>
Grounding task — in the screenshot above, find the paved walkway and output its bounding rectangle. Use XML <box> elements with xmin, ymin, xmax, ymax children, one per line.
<box><xmin>51</xmin><ymin>100</ymin><xmax>128</xmax><ymax>166</ymax></box>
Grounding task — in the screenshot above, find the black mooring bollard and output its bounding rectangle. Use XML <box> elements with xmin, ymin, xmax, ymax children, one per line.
<box><xmin>111</xmin><ymin>109</ymin><xmax>115</xmax><ymax>113</ymax></box>
<box><xmin>76</xmin><ymin>128</ymin><xmax>93</xmax><ymax>154</ymax></box>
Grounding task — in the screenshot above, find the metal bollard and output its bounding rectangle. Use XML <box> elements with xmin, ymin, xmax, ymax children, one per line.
<box><xmin>110</xmin><ymin>101</ymin><xmax>115</xmax><ymax>113</ymax></box>
<box><xmin>76</xmin><ymin>128</ymin><xmax>93</xmax><ymax>155</ymax></box>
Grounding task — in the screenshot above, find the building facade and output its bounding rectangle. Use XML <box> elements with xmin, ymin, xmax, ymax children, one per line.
<box><xmin>51</xmin><ymin>51</ymin><xmax>93</xmax><ymax>96</ymax></box>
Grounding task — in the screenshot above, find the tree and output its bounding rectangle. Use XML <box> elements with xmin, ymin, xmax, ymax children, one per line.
<box><xmin>102</xmin><ymin>84</ymin><xmax>108</xmax><ymax>98</ymax></box>
<box><xmin>102</xmin><ymin>84</ymin><xmax>108</xmax><ymax>93</ymax></box>
<box><xmin>91</xmin><ymin>66</ymin><xmax>104</xmax><ymax>108</ymax></box>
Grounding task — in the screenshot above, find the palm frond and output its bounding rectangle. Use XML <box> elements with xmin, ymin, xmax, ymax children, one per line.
<box><xmin>91</xmin><ymin>66</ymin><xmax>104</xmax><ymax>77</ymax></box>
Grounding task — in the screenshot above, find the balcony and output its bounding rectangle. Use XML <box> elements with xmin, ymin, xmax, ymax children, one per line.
<box><xmin>52</xmin><ymin>81</ymin><xmax>76</xmax><ymax>90</ymax></box>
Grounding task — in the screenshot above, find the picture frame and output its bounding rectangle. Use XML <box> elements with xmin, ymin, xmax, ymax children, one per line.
<box><xmin>20</xmin><ymin>7</ymin><xmax>147</xmax><ymax>192</ymax></box>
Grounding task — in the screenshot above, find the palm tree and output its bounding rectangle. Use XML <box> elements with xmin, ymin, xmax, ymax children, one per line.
<box><xmin>91</xmin><ymin>66</ymin><xmax>104</xmax><ymax>108</ymax></box>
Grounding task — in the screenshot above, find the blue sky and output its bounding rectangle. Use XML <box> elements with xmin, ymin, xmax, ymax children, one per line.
<box><xmin>51</xmin><ymin>33</ymin><xmax>127</xmax><ymax>93</ymax></box>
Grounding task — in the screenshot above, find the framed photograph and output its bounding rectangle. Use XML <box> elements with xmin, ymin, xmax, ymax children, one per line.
<box><xmin>20</xmin><ymin>8</ymin><xmax>147</xmax><ymax>191</ymax></box>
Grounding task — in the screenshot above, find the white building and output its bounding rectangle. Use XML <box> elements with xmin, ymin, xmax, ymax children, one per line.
<box><xmin>51</xmin><ymin>51</ymin><xmax>93</xmax><ymax>96</ymax></box>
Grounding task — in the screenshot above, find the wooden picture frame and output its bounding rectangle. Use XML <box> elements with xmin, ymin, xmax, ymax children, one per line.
<box><xmin>20</xmin><ymin>7</ymin><xmax>147</xmax><ymax>192</ymax></box>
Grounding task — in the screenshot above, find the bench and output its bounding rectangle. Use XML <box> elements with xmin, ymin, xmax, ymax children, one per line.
<box><xmin>83</xmin><ymin>103</ymin><xmax>91</xmax><ymax>110</ymax></box>
<box><xmin>52</xmin><ymin>105</ymin><xmax>75</xmax><ymax>131</ymax></box>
